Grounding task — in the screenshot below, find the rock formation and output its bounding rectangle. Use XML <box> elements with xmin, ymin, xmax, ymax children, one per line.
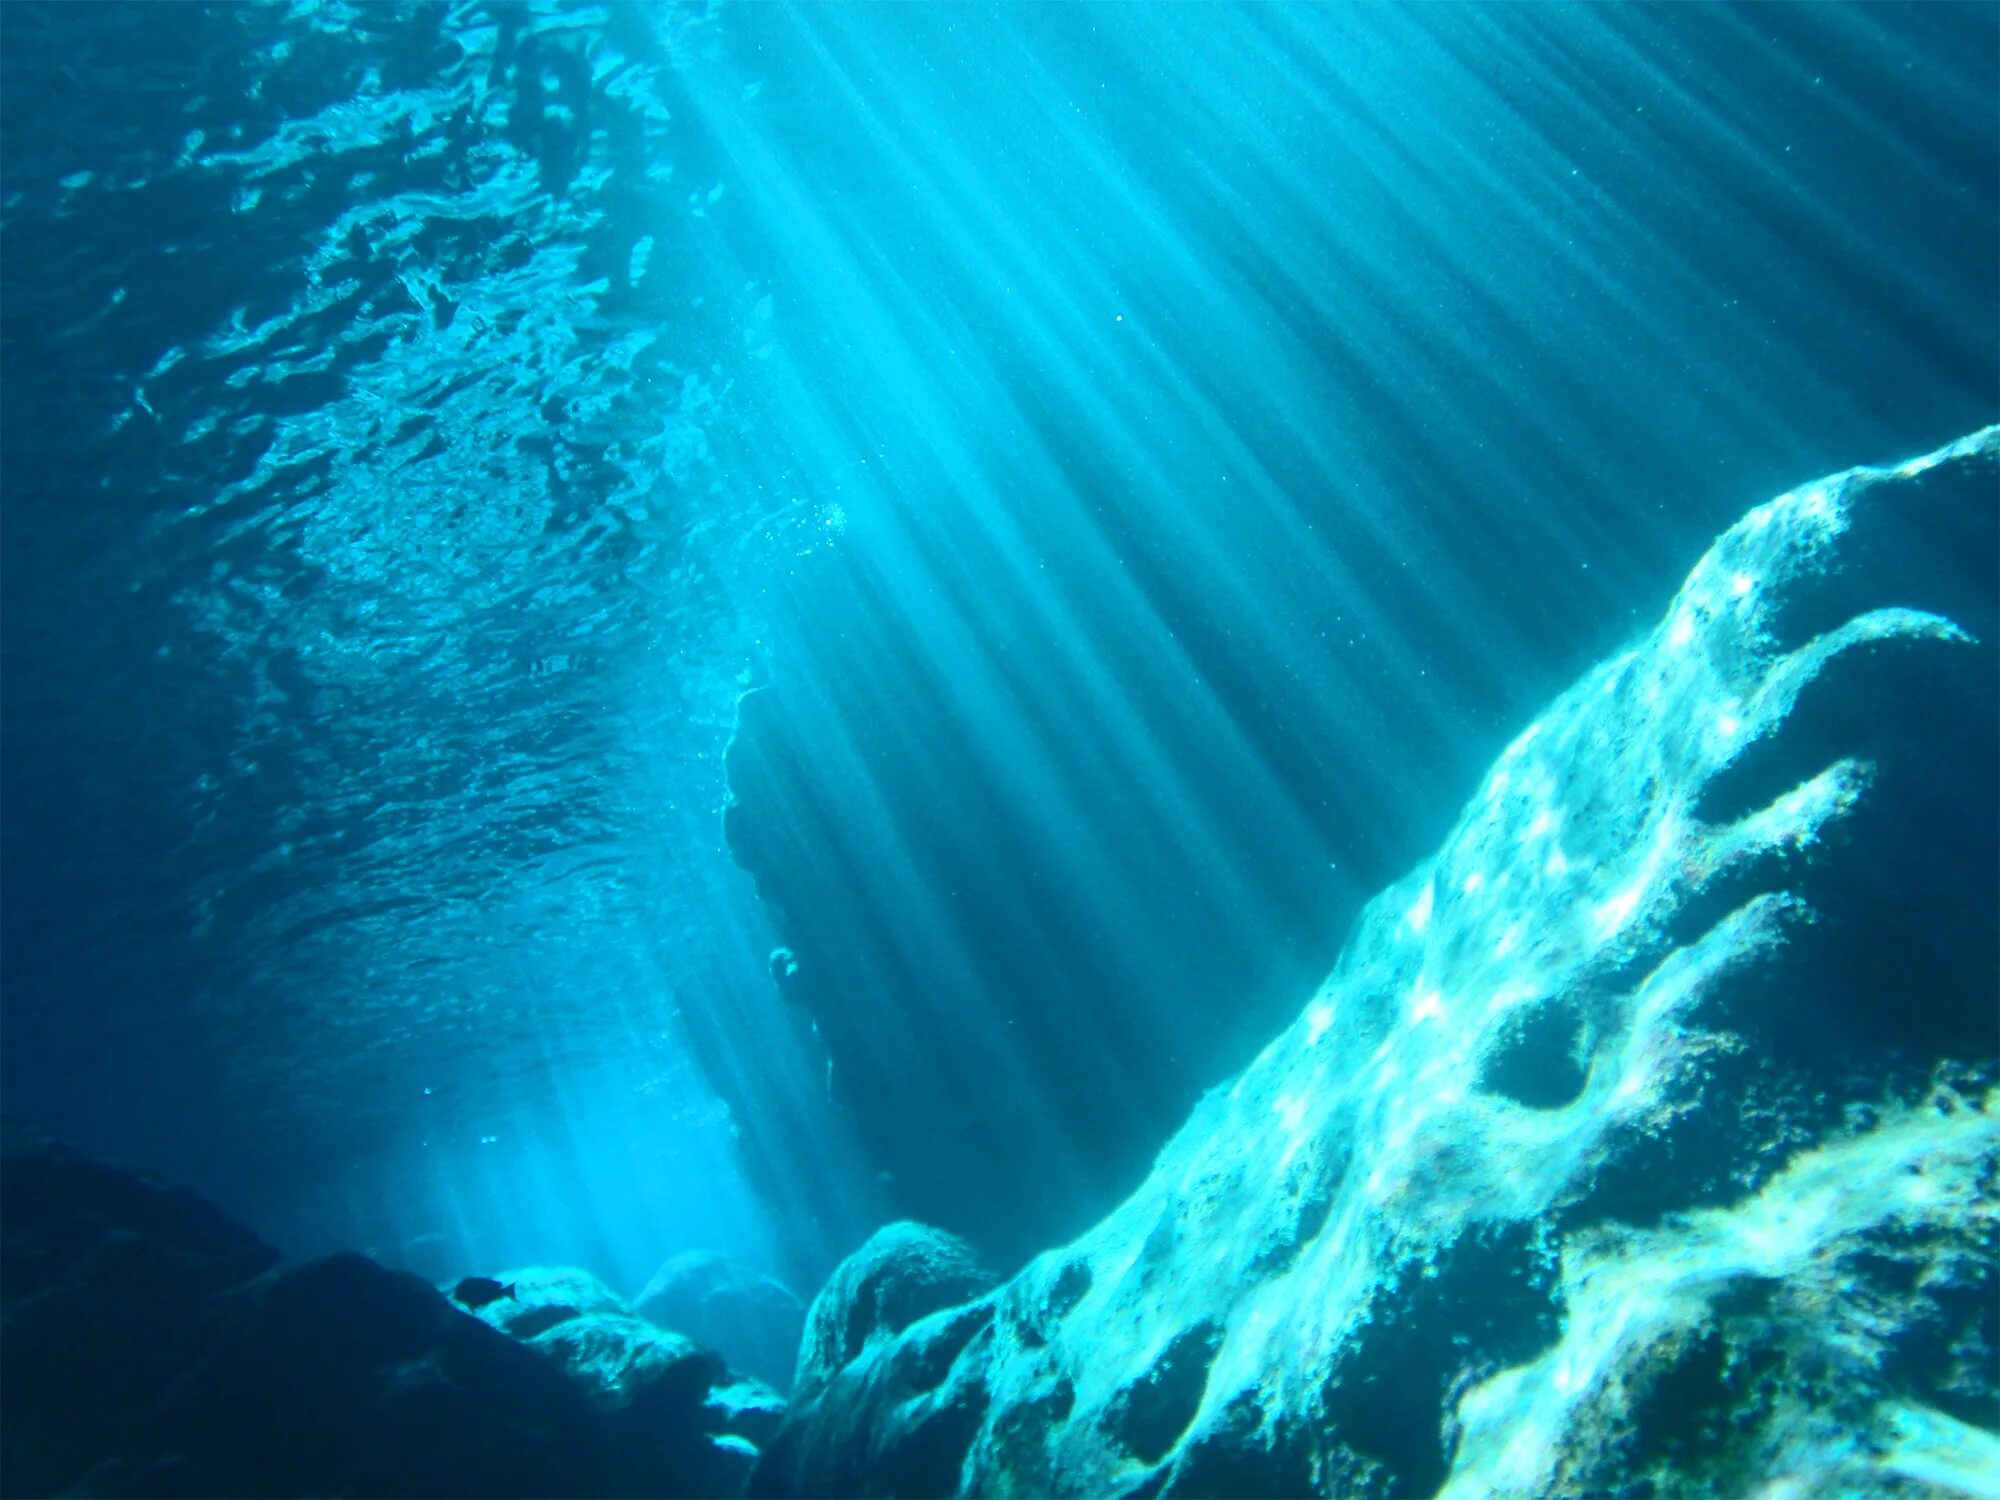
<box><xmin>0</xmin><ymin>1119</ymin><xmax>782</xmax><ymax>1498</ymax></box>
<box><xmin>465</xmin><ymin>1261</ymin><xmax>787</xmax><ymax>1494</ymax></box>
<box><xmin>752</xmin><ymin>429</ymin><xmax>2000</xmax><ymax>1497</ymax></box>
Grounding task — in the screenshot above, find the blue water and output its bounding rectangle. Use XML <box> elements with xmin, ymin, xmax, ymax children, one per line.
<box><xmin>2</xmin><ymin>0</ymin><xmax>1994</xmax><ymax>1317</ymax></box>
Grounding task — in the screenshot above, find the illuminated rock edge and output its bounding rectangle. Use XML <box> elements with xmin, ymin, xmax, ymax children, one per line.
<box><xmin>752</xmin><ymin>427</ymin><xmax>2000</xmax><ymax>1500</ymax></box>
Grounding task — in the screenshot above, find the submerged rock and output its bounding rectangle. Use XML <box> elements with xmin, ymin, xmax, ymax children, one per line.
<box><xmin>751</xmin><ymin>431</ymin><xmax>2000</xmax><ymax>1497</ymax></box>
<box><xmin>0</xmin><ymin>1120</ymin><xmax>608</xmax><ymax>1498</ymax></box>
<box><xmin>637</xmin><ymin>1249</ymin><xmax>807</xmax><ymax>1393</ymax></box>
<box><xmin>791</xmin><ymin>1222</ymin><xmax>997</xmax><ymax>1402</ymax></box>
<box><xmin>190</xmin><ymin>1253</ymin><xmax>610</xmax><ymax>1500</ymax></box>
<box><xmin>0</xmin><ymin>1118</ymin><xmax>283</xmax><ymax>1496</ymax></box>
<box><xmin>457</xmin><ymin>1261</ymin><xmax>790</xmax><ymax>1495</ymax></box>
<box><xmin>1</xmin><ymin>1123</ymin><xmax>786</xmax><ymax>1498</ymax></box>
<box><xmin>472</xmin><ymin>1263</ymin><xmax>629</xmax><ymax>1340</ymax></box>
<box><xmin>750</xmin><ymin>1223</ymin><xmax>1002</xmax><ymax>1498</ymax></box>
<box><xmin>527</xmin><ymin>1309</ymin><xmax>750</xmax><ymax>1496</ymax></box>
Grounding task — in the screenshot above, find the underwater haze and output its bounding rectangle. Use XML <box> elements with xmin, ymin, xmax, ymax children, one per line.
<box><xmin>1</xmin><ymin>2</ymin><xmax>1996</xmax><ymax>1494</ymax></box>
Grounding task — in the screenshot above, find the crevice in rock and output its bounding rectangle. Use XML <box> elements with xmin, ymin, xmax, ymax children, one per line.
<box><xmin>1105</xmin><ymin>1322</ymin><xmax>1224</xmax><ymax>1467</ymax></box>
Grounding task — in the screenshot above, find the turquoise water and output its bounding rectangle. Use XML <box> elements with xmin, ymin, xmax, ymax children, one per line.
<box><xmin>2</xmin><ymin>0</ymin><xmax>1993</xmax><ymax>1328</ymax></box>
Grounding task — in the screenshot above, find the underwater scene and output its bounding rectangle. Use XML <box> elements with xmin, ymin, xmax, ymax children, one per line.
<box><xmin>1</xmin><ymin>3</ymin><xmax>1995</xmax><ymax>1497</ymax></box>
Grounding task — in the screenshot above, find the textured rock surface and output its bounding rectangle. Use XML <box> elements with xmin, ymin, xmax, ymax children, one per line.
<box><xmin>637</xmin><ymin>1250</ymin><xmax>808</xmax><ymax>1393</ymax></box>
<box><xmin>791</xmin><ymin>1222</ymin><xmax>998</xmax><ymax>1402</ymax></box>
<box><xmin>749</xmin><ymin>1223</ymin><xmax>1000</xmax><ymax>1498</ymax></box>
<box><xmin>0</xmin><ymin>1121</ymin><xmax>784</xmax><ymax>1498</ymax></box>
<box><xmin>751</xmin><ymin>431</ymin><xmax>2000</xmax><ymax>1497</ymax></box>
<box><xmin>465</xmin><ymin>1262</ymin><xmax>789</xmax><ymax>1495</ymax></box>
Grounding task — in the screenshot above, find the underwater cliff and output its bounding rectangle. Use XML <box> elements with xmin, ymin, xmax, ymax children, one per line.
<box><xmin>1</xmin><ymin>3</ymin><xmax>1994</xmax><ymax>1496</ymax></box>
<box><xmin>751</xmin><ymin>430</ymin><xmax>2000</xmax><ymax>1499</ymax></box>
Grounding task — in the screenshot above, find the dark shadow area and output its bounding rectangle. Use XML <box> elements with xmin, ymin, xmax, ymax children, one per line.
<box><xmin>1320</xmin><ymin>1224</ymin><xmax>1561</xmax><ymax>1500</ymax></box>
<box><xmin>1479</xmin><ymin>998</ymin><xmax>1589</xmax><ymax>1111</ymax></box>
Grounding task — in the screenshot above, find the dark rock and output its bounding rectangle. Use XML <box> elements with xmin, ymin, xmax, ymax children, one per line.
<box><xmin>636</xmin><ymin>1250</ymin><xmax>807</xmax><ymax>1393</ymax></box>
<box><xmin>748</xmin><ymin>1297</ymin><xmax>1001</xmax><ymax>1500</ymax></box>
<box><xmin>184</xmin><ymin>1253</ymin><xmax>610</xmax><ymax>1500</ymax></box>
<box><xmin>0</xmin><ymin>1119</ymin><xmax>281</xmax><ymax>1302</ymax></box>
<box><xmin>0</xmin><ymin>1118</ymin><xmax>283</xmax><ymax>1496</ymax></box>
<box><xmin>749</xmin><ymin>1228</ymin><xmax>1002</xmax><ymax>1499</ymax></box>
<box><xmin>532</xmin><ymin>1309</ymin><xmax>727</xmax><ymax>1413</ymax></box>
<box><xmin>792</xmin><ymin>1222</ymin><xmax>996</xmax><ymax>1401</ymax></box>
<box><xmin>456</xmin><ymin>1262</ymin><xmax>794</xmax><ymax>1496</ymax></box>
<box><xmin>0</xmin><ymin>1124</ymin><xmax>783</xmax><ymax>1499</ymax></box>
<box><xmin>525</xmin><ymin>1309</ymin><xmax>750</xmax><ymax>1497</ymax></box>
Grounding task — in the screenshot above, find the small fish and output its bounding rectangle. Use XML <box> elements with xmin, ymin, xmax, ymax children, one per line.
<box><xmin>451</xmin><ymin>1276</ymin><xmax>517</xmax><ymax>1311</ymax></box>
